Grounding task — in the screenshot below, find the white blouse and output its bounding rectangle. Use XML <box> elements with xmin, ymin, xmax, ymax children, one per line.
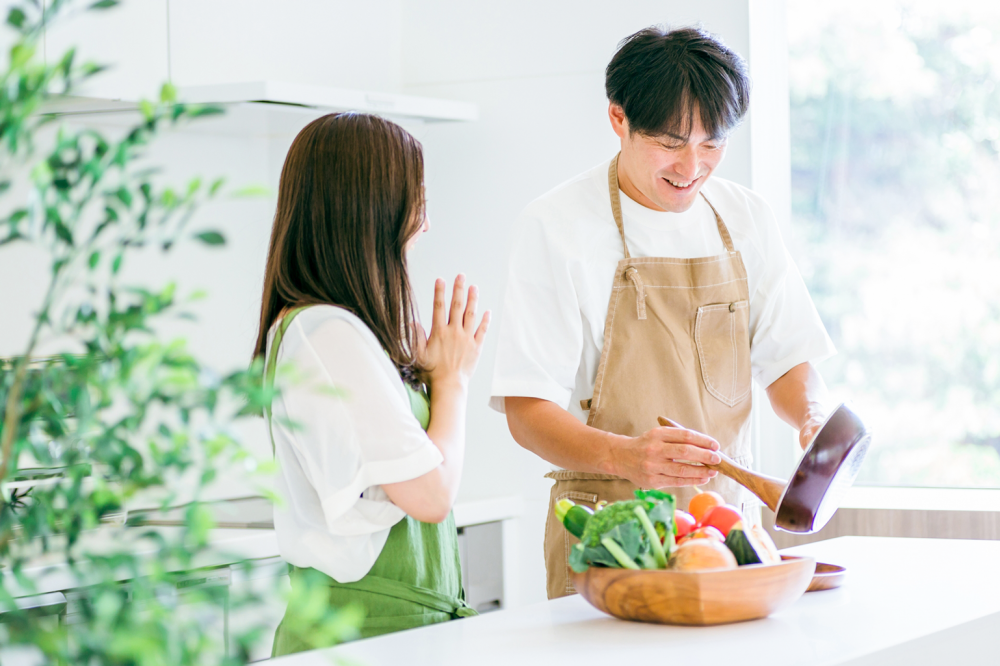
<box><xmin>266</xmin><ymin>305</ymin><xmax>443</xmax><ymax>583</ymax></box>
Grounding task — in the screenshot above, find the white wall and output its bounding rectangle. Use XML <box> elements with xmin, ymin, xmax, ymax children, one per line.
<box><xmin>167</xmin><ymin>0</ymin><xmax>403</xmax><ymax>92</ymax></box>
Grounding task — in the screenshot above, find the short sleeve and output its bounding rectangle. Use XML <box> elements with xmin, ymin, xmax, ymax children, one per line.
<box><xmin>275</xmin><ymin>316</ymin><xmax>443</xmax><ymax>536</ymax></box>
<box><xmin>745</xmin><ymin>198</ymin><xmax>837</xmax><ymax>387</ymax></box>
<box><xmin>489</xmin><ymin>207</ymin><xmax>585</xmax><ymax>413</ymax></box>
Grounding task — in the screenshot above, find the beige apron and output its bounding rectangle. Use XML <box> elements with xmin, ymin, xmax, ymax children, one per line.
<box><xmin>543</xmin><ymin>154</ymin><xmax>756</xmax><ymax>599</ymax></box>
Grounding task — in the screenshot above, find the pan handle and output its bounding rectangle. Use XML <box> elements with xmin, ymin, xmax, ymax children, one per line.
<box><xmin>657</xmin><ymin>416</ymin><xmax>786</xmax><ymax>513</ymax></box>
<box><xmin>708</xmin><ymin>451</ymin><xmax>786</xmax><ymax>514</ymax></box>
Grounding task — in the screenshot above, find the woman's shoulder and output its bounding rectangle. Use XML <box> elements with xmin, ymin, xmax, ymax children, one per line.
<box><xmin>289</xmin><ymin>305</ymin><xmax>384</xmax><ymax>355</ymax></box>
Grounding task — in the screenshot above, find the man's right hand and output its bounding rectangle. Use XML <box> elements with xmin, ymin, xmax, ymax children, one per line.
<box><xmin>610</xmin><ymin>424</ymin><xmax>720</xmax><ymax>489</ymax></box>
<box><xmin>504</xmin><ymin>397</ymin><xmax>720</xmax><ymax>489</ymax></box>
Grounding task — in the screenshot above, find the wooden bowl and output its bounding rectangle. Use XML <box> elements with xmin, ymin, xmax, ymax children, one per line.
<box><xmin>806</xmin><ymin>561</ymin><xmax>847</xmax><ymax>592</ymax></box>
<box><xmin>569</xmin><ymin>555</ymin><xmax>815</xmax><ymax>626</ymax></box>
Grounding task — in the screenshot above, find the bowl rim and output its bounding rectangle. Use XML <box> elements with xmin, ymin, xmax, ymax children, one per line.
<box><xmin>570</xmin><ymin>554</ymin><xmax>816</xmax><ymax>579</ymax></box>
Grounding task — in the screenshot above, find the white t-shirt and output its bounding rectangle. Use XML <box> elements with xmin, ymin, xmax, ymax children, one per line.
<box><xmin>267</xmin><ymin>305</ymin><xmax>443</xmax><ymax>583</ymax></box>
<box><xmin>489</xmin><ymin>158</ymin><xmax>835</xmax><ymax>421</ymax></box>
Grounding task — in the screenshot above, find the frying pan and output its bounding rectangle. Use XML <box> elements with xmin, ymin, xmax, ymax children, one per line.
<box><xmin>658</xmin><ymin>403</ymin><xmax>872</xmax><ymax>533</ymax></box>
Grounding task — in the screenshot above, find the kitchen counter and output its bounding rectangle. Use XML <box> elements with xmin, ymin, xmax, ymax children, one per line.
<box><xmin>273</xmin><ymin>536</ymin><xmax>1000</xmax><ymax>666</ymax></box>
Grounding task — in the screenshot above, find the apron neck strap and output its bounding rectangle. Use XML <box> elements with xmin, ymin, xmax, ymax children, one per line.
<box><xmin>608</xmin><ymin>153</ymin><xmax>737</xmax><ymax>255</ymax></box>
<box><xmin>264</xmin><ymin>305</ymin><xmax>310</xmax><ymax>454</ymax></box>
<box><xmin>699</xmin><ymin>192</ymin><xmax>736</xmax><ymax>253</ymax></box>
<box><xmin>608</xmin><ymin>154</ymin><xmax>631</xmax><ymax>259</ymax></box>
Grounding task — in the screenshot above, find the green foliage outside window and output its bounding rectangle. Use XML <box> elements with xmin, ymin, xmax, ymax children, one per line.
<box><xmin>0</xmin><ymin>1</ymin><xmax>360</xmax><ymax>662</ymax></box>
<box><xmin>789</xmin><ymin>1</ymin><xmax>1000</xmax><ymax>487</ymax></box>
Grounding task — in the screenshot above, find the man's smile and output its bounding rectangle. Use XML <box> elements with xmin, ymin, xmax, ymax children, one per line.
<box><xmin>664</xmin><ymin>175</ymin><xmax>701</xmax><ymax>191</ymax></box>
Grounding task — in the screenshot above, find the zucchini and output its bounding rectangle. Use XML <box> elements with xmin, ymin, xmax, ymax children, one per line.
<box><xmin>554</xmin><ymin>499</ymin><xmax>594</xmax><ymax>539</ymax></box>
<box><xmin>724</xmin><ymin>521</ymin><xmax>769</xmax><ymax>566</ymax></box>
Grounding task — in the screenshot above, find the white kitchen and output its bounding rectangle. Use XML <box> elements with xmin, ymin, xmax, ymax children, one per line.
<box><xmin>0</xmin><ymin>1</ymin><xmax>999</xmax><ymax>664</ymax></box>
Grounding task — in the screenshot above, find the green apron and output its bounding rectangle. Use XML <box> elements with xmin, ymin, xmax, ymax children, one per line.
<box><xmin>265</xmin><ymin>307</ymin><xmax>476</xmax><ymax>656</ymax></box>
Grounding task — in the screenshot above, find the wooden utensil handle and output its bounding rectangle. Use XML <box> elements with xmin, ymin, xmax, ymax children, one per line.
<box><xmin>658</xmin><ymin>416</ymin><xmax>786</xmax><ymax>513</ymax></box>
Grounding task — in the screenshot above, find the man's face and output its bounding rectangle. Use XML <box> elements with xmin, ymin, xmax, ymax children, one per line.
<box><xmin>611</xmin><ymin>105</ymin><xmax>728</xmax><ymax>213</ymax></box>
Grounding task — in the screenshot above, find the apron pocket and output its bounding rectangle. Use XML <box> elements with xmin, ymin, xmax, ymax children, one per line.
<box><xmin>695</xmin><ymin>300</ymin><xmax>751</xmax><ymax>407</ymax></box>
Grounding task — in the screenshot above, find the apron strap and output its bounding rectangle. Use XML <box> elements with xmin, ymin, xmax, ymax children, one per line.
<box><xmin>608</xmin><ymin>154</ymin><xmax>631</xmax><ymax>260</ymax></box>
<box><xmin>318</xmin><ymin>570</ymin><xmax>476</xmax><ymax>618</ymax></box>
<box><xmin>607</xmin><ymin>153</ymin><xmax>737</xmax><ymax>255</ymax></box>
<box><xmin>623</xmin><ymin>266</ymin><xmax>647</xmax><ymax>320</ymax></box>
<box><xmin>699</xmin><ymin>192</ymin><xmax>736</xmax><ymax>253</ymax></box>
<box><xmin>264</xmin><ymin>306</ymin><xmax>310</xmax><ymax>455</ymax></box>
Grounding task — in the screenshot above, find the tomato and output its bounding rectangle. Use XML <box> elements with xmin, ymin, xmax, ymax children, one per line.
<box><xmin>674</xmin><ymin>510</ymin><xmax>696</xmax><ymax>539</ymax></box>
<box><xmin>700</xmin><ymin>504</ymin><xmax>744</xmax><ymax>537</ymax></box>
<box><xmin>677</xmin><ymin>525</ymin><xmax>725</xmax><ymax>546</ymax></box>
<box><xmin>688</xmin><ymin>491</ymin><xmax>724</xmax><ymax>524</ymax></box>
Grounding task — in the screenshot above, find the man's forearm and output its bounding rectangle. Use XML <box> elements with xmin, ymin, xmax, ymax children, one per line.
<box><xmin>504</xmin><ymin>396</ymin><xmax>721</xmax><ymax>488</ymax></box>
<box><xmin>765</xmin><ymin>361</ymin><xmax>831</xmax><ymax>438</ymax></box>
<box><xmin>504</xmin><ymin>397</ymin><xmax>625</xmax><ymax>474</ymax></box>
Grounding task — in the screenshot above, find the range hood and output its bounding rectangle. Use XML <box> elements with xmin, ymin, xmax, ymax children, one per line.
<box><xmin>180</xmin><ymin>81</ymin><xmax>478</xmax><ymax>123</ymax></box>
<box><xmin>43</xmin><ymin>80</ymin><xmax>478</xmax><ymax>124</ymax></box>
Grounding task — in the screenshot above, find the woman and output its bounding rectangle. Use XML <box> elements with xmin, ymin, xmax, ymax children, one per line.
<box><xmin>253</xmin><ymin>112</ymin><xmax>490</xmax><ymax>655</ymax></box>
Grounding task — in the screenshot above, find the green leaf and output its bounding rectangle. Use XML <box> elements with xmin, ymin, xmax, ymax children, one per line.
<box><xmin>231</xmin><ymin>184</ymin><xmax>270</xmax><ymax>198</ymax></box>
<box><xmin>194</xmin><ymin>231</ymin><xmax>225</xmax><ymax>246</ymax></box>
<box><xmin>139</xmin><ymin>99</ymin><xmax>154</xmax><ymax>121</ymax></box>
<box><xmin>54</xmin><ymin>220</ymin><xmax>74</xmax><ymax>246</ymax></box>
<box><xmin>80</xmin><ymin>62</ymin><xmax>108</xmax><ymax>77</ymax></box>
<box><xmin>186</xmin><ymin>104</ymin><xmax>224</xmax><ymax>119</ymax></box>
<box><xmin>208</xmin><ymin>178</ymin><xmax>225</xmax><ymax>196</ymax></box>
<box><xmin>10</xmin><ymin>43</ymin><xmax>34</xmax><ymax>67</ymax></box>
<box><xmin>645</xmin><ymin>493</ymin><xmax>675</xmax><ymax>527</ymax></box>
<box><xmin>90</xmin><ymin>0</ymin><xmax>120</xmax><ymax>8</ymax></box>
<box><xmin>6</xmin><ymin>8</ymin><xmax>26</xmax><ymax>29</ymax></box>
<box><xmin>635</xmin><ymin>489</ymin><xmax>673</xmax><ymax>502</ymax></box>
<box><xmin>604</xmin><ymin>521</ymin><xmax>644</xmax><ymax>560</ymax></box>
<box><xmin>568</xmin><ymin>542</ymin><xmax>618</xmax><ymax>573</ymax></box>
<box><xmin>115</xmin><ymin>187</ymin><xmax>133</xmax><ymax>208</ymax></box>
<box><xmin>31</xmin><ymin>160</ymin><xmax>53</xmax><ymax>186</ymax></box>
<box><xmin>160</xmin><ymin>81</ymin><xmax>177</xmax><ymax>104</ymax></box>
<box><xmin>88</xmin><ymin>251</ymin><xmax>100</xmax><ymax>269</ymax></box>
<box><xmin>111</xmin><ymin>253</ymin><xmax>123</xmax><ymax>274</ymax></box>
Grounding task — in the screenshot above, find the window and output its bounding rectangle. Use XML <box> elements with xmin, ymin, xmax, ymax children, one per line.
<box><xmin>788</xmin><ymin>2</ymin><xmax>1000</xmax><ymax>487</ymax></box>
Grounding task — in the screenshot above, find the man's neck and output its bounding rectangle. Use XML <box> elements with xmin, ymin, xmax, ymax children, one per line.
<box><xmin>616</xmin><ymin>153</ymin><xmax>666</xmax><ymax>212</ymax></box>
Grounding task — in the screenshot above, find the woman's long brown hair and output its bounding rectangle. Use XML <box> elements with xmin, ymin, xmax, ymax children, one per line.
<box><xmin>253</xmin><ymin>113</ymin><xmax>426</xmax><ymax>385</ymax></box>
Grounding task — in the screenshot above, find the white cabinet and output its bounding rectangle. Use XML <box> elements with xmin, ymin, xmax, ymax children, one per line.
<box><xmin>43</xmin><ymin>0</ymin><xmax>169</xmax><ymax>101</ymax></box>
<box><xmin>229</xmin><ymin>556</ymin><xmax>290</xmax><ymax>663</ymax></box>
<box><xmin>457</xmin><ymin>522</ymin><xmax>505</xmax><ymax>613</ymax></box>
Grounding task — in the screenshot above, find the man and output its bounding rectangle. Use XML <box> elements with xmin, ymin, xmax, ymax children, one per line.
<box><xmin>489</xmin><ymin>26</ymin><xmax>836</xmax><ymax>599</ymax></box>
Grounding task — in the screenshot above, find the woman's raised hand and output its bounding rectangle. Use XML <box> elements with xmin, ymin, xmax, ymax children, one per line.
<box><xmin>421</xmin><ymin>275</ymin><xmax>490</xmax><ymax>390</ymax></box>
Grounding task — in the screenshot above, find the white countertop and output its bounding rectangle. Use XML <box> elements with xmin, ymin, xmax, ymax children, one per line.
<box><xmin>273</xmin><ymin>536</ymin><xmax>1000</xmax><ymax>666</ymax></box>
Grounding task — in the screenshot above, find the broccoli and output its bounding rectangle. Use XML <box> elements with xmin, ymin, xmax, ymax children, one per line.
<box><xmin>567</xmin><ymin>490</ymin><xmax>676</xmax><ymax>572</ymax></box>
<box><xmin>579</xmin><ymin>499</ymin><xmax>647</xmax><ymax>547</ymax></box>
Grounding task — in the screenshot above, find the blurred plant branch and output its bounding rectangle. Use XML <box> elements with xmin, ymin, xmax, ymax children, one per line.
<box><xmin>0</xmin><ymin>0</ymin><xmax>361</xmax><ymax>661</ymax></box>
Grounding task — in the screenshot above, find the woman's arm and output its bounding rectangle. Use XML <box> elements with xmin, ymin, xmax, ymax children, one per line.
<box><xmin>382</xmin><ymin>276</ymin><xmax>489</xmax><ymax>523</ymax></box>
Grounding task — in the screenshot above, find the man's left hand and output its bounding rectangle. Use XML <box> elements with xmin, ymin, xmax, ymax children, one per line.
<box><xmin>798</xmin><ymin>416</ymin><xmax>825</xmax><ymax>451</ymax></box>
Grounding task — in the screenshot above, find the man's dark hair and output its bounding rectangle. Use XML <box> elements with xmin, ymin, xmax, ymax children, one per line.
<box><xmin>605</xmin><ymin>26</ymin><xmax>750</xmax><ymax>141</ymax></box>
